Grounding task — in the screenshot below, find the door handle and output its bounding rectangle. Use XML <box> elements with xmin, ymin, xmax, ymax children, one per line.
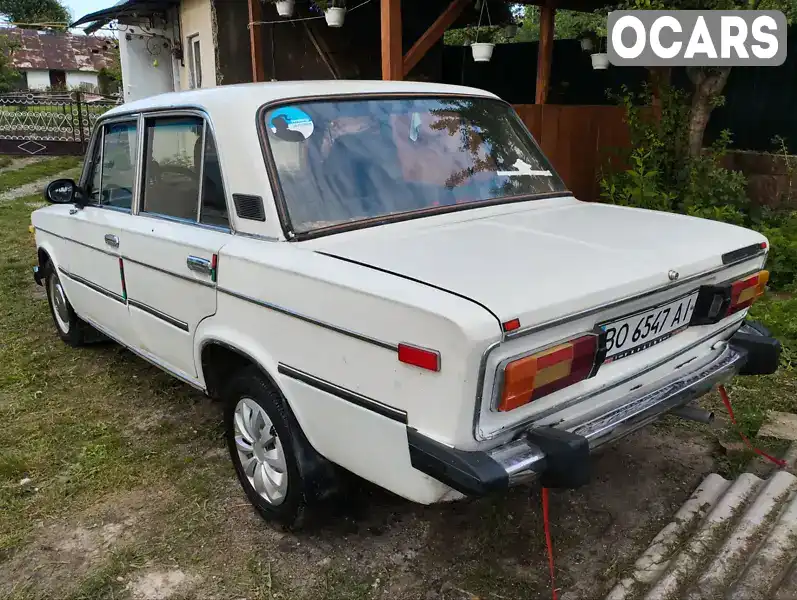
<box><xmin>186</xmin><ymin>255</ymin><xmax>212</xmax><ymax>276</ymax></box>
<box><xmin>104</xmin><ymin>234</ymin><xmax>119</xmax><ymax>248</ymax></box>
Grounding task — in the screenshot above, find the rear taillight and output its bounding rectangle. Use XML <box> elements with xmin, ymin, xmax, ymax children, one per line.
<box><xmin>727</xmin><ymin>270</ymin><xmax>769</xmax><ymax>315</ymax></box>
<box><xmin>691</xmin><ymin>269</ymin><xmax>770</xmax><ymax>325</ymax></box>
<box><xmin>498</xmin><ymin>333</ymin><xmax>604</xmax><ymax>412</ymax></box>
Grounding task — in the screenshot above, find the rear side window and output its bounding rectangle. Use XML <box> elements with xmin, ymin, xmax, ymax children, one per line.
<box><xmin>141</xmin><ymin>115</ymin><xmax>228</xmax><ymax>227</ymax></box>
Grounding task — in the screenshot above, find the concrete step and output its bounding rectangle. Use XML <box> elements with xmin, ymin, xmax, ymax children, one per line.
<box><xmin>605</xmin><ymin>442</ymin><xmax>797</xmax><ymax>600</ymax></box>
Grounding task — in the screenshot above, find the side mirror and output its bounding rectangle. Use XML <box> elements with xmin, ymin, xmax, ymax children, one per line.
<box><xmin>44</xmin><ymin>178</ymin><xmax>77</xmax><ymax>205</ymax></box>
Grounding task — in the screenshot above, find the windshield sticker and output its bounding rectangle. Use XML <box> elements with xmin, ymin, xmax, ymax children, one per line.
<box><xmin>268</xmin><ymin>107</ymin><xmax>314</xmax><ymax>142</ymax></box>
<box><xmin>496</xmin><ymin>159</ymin><xmax>553</xmax><ymax>178</ymax></box>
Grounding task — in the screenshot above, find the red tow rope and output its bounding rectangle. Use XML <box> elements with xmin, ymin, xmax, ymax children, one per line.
<box><xmin>542</xmin><ymin>487</ymin><xmax>559</xmax><ymax>600</ymax></box>
<box><xmin>718</xmin><ymin>384</ymin><xmax>786</xmax><ymax>468</ymax></box>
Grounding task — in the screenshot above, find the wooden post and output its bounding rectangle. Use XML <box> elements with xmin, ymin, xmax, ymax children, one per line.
<box><xmin>248</xmin><ymin>0</ymin><xmax>266</xmax><ymax>82</ymax></box>
<box><xmin>535</xmin><ymin>4</ymin><xmax>555</xmax><ymax>104</ymax></box>
<box><xmin>402</xmin><ymin>0</ymin><xmax>468</xmax><ymax>78</ymax></box>
<box><xmin>381</xmin><ymin>0</ymin><xmax>403</xmax><ymax>80</ymax></box>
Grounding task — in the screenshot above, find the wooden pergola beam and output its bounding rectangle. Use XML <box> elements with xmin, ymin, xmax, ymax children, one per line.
<box><xmin>535</xmin><ymin>4</ymin><xmax>555</xmax><ymax>104</ymax></box>
<box><xmin>381</xmin><ymin>0</ymin><xmax>403</xmax><ymax>80</ymax></box>
<box><xmin>248</xmin><ymin>0</ymin><xmax>266</xmax><ymax>82</ymax></box>
<box><xmin>402</xmin><ymin>0</ymin><xmax>469</xmax><ymax>78</ymax></box>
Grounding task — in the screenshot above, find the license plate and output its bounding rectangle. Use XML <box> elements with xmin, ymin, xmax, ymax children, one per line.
<box><xmin>600</xmin><ymin>291</ymin><xmax>699</xmax><ymax>363</ymax></box>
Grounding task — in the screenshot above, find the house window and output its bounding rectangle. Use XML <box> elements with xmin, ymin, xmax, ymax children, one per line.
<box><xmin>186</xmin><ymin>35</ymin><xmax>202</xmax><ymax>89</ymax></box>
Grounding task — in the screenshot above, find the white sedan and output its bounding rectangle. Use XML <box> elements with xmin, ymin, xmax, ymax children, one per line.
<box><xmin>31</xmin><ymin>81</ymin><xmax>780</xmax><ymax>528</ymax></box>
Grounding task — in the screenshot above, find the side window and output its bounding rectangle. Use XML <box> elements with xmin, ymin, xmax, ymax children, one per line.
<box><xmin>84</xmin><ymin>121</ymin><xmax>138</xmax><ymax>210</ymax></box>
<box><xmin>142</xmin><ymin>116</ymin><xmax>228</xmax><ymax>228</ymax></box>
<box><xmin>199</xmin><ymin>129</ymin><xmax>228</xmax><ymax>227</ymax></box>
<box><xmin>142</xmin><ymin>116</ymin><xmax>202</xmax><ymax>221</ymax></box>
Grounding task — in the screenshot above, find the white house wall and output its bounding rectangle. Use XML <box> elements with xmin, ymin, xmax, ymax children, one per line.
<box><xmin>25</xmin><ymin>69</ymin><xmax>51</xmax><ymax>90</ymax></box>
<box><xmin>65</xmin><ymin>71</ymin><xmax>99</xmax><ymax>90</ymax></box>
<box><xmin>179</xmin><ymin>0</ymin><xmax>216</xmax><ymax>90</ymax></box>
<box><xmin>117</xmin><ymin>24</ymin><xmax>178</xmax><ymax>102</ymax></box>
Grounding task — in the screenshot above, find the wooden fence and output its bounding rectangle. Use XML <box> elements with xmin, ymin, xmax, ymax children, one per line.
<box><xmin>513</xmin><ymin>104</ymin><xmax>635</xmax><ymax>203</ymax></box>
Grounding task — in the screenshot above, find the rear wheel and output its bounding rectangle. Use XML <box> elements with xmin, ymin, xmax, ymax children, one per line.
<box><xmin>44</xmin><ymin>263</ymin><xmax>89</xmax><ymax>346</ymax></box>
<box><xmin>224</xmin><ymin>366</ymin><xmax>336</xmax><ymax>529</ymax></box>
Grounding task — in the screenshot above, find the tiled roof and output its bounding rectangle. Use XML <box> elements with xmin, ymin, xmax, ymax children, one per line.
<box><xmin>2</xmin><ymin>28</ymin><xmax>115</xmax><ymax>72</ymax></box>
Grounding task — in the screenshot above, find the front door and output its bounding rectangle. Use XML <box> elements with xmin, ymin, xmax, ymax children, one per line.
<box><xmin>60</xmin><ymin>119</ymin><xmax>138</xmax><ymax>343</ymax></box>
<box><xmin>119</xmin><ymin>113</ymin><xmax>230</xmax><ymax>380</ymax></box>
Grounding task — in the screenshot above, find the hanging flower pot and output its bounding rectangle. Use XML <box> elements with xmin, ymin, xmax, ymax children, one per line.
<box><xmin>275</xmin><ymin>0</ymin><xmax>294</xmax><ymax>17</ymax></box>
<box><xmin>471</xmin><ymin>42</ymin><xmax>495</xmax><ymax>62</ymax></box>
<box><xmin>591</xmin><ymin>53</ymin><xmax>609</xmax><ymax>69</ymax></box>
<box><xmin>324</xmin><ymin>7</ymin><xmax>346</xmax><ymax>26</ymax></box>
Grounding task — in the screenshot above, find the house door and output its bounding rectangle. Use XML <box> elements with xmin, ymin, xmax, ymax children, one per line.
<box><xmin>49</xmin><ymin>70</ymin><xmax>66</xmax><ymax>89</ymax></box>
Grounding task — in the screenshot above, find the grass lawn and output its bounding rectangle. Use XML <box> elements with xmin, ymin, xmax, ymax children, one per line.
<box><xmin>0</xmin><ymin>156</ymin><xmax>82</xmax><ymax>193</ymax></box>
<box><xmin>0</xmin><ymin>155</ymin><xmax>795</xmax><ymax>599</ymax></box>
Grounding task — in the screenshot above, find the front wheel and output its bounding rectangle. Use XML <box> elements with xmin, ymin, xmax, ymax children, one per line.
<box><xmin>44</xmin><ymin>263</ymin><xmax>89</xmax><ymax>347</ymax></box>
<box><xmin>224</xmin><ymin>366</ymin><xmax>334</xmax><ymax>529</ymax></box>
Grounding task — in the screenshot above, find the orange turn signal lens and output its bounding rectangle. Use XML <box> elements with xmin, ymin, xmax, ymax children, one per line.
<box><xmin>727</xmin><ymin>270</ymin><xmax>769</xmax><ymax>316</ymax></box>
<box><xmin>498</xmin><ymin>334</ymin><xmax>601</xmax><ymax>412</ymax></box>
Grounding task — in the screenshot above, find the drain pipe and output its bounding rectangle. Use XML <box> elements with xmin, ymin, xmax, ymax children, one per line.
<box><xmin>672</xmin><ymin>404</ymin><xmax>715</xmax><ymax>424</ymax></box>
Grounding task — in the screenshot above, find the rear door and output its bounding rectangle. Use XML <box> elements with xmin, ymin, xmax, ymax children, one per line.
<box><xmin>119</xmin><ymin>112</ymin><xmax>230</xmax><ymax>380</ymax></box>
<box><xmin>60</xmin><ymin>118</ymin><xmax>138</xmax><ymax>343</ymax></box>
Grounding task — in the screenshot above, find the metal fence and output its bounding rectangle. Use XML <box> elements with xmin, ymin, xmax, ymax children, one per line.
<box><xmin>0</xmin><ymin>91</ymin><xmax>120</xmax><ymax>156</ymax></box>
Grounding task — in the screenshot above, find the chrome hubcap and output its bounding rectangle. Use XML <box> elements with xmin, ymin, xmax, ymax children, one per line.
<box><xmin>49</xmin><ymin>276</ymin><xmax>70</xmax><ymax>333</ymax></box>
<box><xmin>233</xmin><ymin>397</ymin><xmax>287</xmax><ymax>505</ymax></box>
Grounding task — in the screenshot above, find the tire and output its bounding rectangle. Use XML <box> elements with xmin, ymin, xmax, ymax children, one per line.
<box><xmin>223</xmin><ymin>366</ymin><xmax>336</xmax><ymax>529</ymax></box>
<box><xmin>44</xmin><ymin>262</ymin><xmax>90</xmax><ymax>347</ymax></box>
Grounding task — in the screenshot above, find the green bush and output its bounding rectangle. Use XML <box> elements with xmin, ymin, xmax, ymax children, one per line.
<box><xmin>759</xmin><ymin>213</ymin><xmax>797</xmax><ymax>291</ymax></box>
<box><xmin>599</xmin><ymin>83</ymin><xmax>797</xmax><ymax>291</ymax></box>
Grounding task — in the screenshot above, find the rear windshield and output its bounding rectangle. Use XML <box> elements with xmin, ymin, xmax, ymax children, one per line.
<box><xmin>262</xmin><ymin>97</ymin><xmax>568</xmax><ymax>234</ymax></box>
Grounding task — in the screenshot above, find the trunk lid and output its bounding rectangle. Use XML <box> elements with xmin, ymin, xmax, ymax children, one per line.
<box><xmin>308</xmin><ymin>198</ymin><xmax>767</xmax><ymax>329</ymax></box>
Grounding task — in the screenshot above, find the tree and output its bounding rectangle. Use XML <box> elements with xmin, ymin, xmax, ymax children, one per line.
<box><xmin>98</xmin><ymin>42</ymin><xmax>122</xmax><ymax>95</ymax></box>
<box><xmin>0</xmin><ymin>0</ymin><xmax>70</xmax><ymax>29</ymax></box>
<box><xmin>0</xmin><ymin>33</ymin><xmax>21</xmax><ymax>91</ymax></box>
<box><xmin>615</xmin><ymin>0</ymin><xmax>796</xmax><ymax>156</ymax></box>
<box><xmin>516</xmin><ymin>6</ymin><xmax>606</xmax><ymax>42</ymax></box>
<box><xmin>523</xmin><ymin>1</ymin><xmax>796</xmax><ymax>157</ymax></box>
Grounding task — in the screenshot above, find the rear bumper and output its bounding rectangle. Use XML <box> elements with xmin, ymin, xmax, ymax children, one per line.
<box><xmin>408</xmin><ymin>321</ymin><xmax>779</xmax><ymax>496</ymax></box>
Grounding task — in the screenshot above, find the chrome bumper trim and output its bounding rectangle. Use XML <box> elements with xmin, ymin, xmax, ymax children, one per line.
<box><xmin>488</xmin><ymin>343</ymin><xmax>746</xmax><ymax>486</ymax></box>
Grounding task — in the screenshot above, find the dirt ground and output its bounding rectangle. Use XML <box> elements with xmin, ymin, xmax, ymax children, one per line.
<box><xmin>1</xmin><ymin>391</ymin><xmax>718</xmax><ymax>600</ymax></box>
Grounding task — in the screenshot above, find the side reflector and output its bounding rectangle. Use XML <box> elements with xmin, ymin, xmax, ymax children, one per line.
<box><xmin>727</xmin><ymin>270</ymin><xmax>769</xmax><ymax>315</ymax></box>
<box><xmin>398</xmin><ymin>343</ymin><xmax>441</xmax><ymax>372</ymax></box>
<box><xmin>498</xmin><ymin>334</ymin><xmax>602</xmax><ymax>412</ymax></box>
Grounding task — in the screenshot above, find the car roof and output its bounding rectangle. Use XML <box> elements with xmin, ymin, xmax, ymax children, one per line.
<box><xmin>103</xmin><ymin>80</ymin><xmax>501</xmax><ymax>119</ymax></box>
